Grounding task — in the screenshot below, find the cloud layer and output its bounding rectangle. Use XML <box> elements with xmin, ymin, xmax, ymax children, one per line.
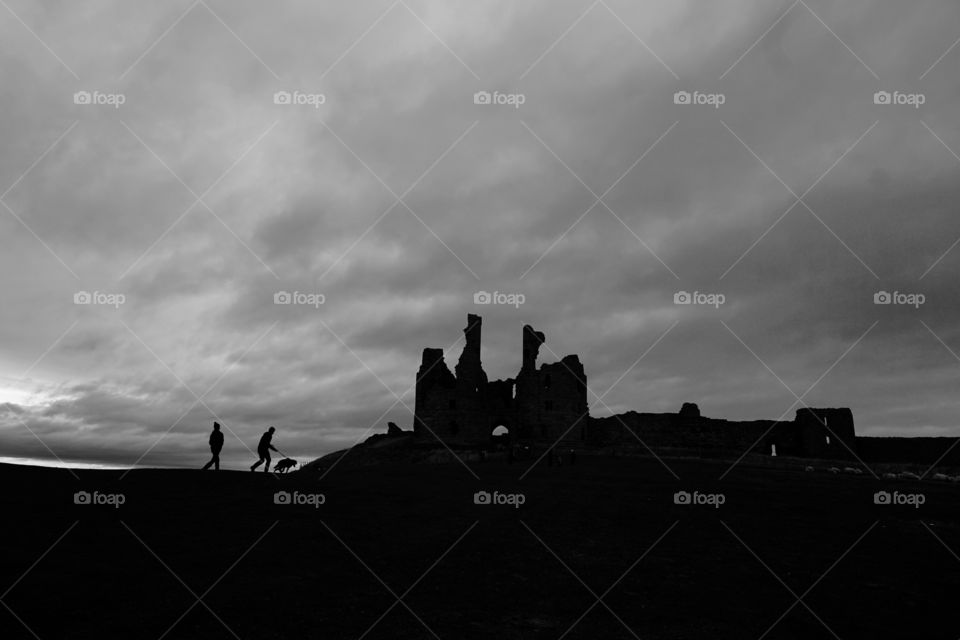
<box><xmin>1</xmin><ymin>0</ymin><xmax>959</xmax><ymax>468</ymax></box>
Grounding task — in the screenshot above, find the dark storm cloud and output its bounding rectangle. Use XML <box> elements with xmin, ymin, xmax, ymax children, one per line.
<box><xmin>2</xmin><ymin>0</ymin><xmax>960</xmax><ymax>467</ymax></box>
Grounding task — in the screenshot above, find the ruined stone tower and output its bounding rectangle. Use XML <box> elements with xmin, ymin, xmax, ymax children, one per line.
<box><xmin>412</xmin><ymin>314</ymin><xmax>588</xmax><ymax>444</ymax></box>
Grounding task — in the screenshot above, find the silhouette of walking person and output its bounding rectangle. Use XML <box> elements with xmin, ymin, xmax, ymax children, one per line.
<box><xmin>251</xmin><ymin>426</ymin><xmax>278</xmax><ymax>472</ymax></box>
<box><xmin>201</xmin><ymin>422</ymin><xmax>224</xmax><ymax>471</ymax></box>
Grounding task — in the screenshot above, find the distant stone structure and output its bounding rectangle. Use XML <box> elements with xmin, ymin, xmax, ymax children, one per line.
<box><xmin>589</xmin><ymin>406</ymin><xmax>856</xmax><ymax>459</ymax></box>
<box><xmin>679</xmin><ymin>402</ymin><xmax>700</xmax><ymax>419</ymax></box>
<box><xmin>414</xmin><ymin>314</ymin><xmax>587</xmax><ymax>444</ymax></box>
<box><xmin>412</xmin><ymin>314</ymin><xmax>857</xmax><ymax>459</ymax></box>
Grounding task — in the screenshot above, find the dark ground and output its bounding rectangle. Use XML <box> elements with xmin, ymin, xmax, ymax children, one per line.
<box><xmin>1</xmin><ymin>453</ymin><xmax>958</xmax><ymax>639</ymax></box>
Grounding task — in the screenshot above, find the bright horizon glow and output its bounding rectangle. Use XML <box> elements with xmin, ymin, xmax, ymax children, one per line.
<box><xmin>0</xmin><ymin>381</ymin><xmax>39</xmax><ymax>407</ymax></box>
<box><xmin>0</xmin><ymin>456</ymin><xmax>139</xmax><ymax>470</ymax></box>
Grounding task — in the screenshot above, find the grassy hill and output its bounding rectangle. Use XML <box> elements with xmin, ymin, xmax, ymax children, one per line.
<box><xmin>2</xmin><ymin>452</ymin><xmax>958</xmax><ymax>639</ymax></box>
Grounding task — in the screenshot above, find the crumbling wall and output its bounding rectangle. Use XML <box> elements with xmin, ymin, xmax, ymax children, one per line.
<box><xmin>413</xmin><ymin>316</ymin><xmax>589</xmax><ymax>445</ymax></box>
<box><xmin>455</xmin><ymin>314</ymin><xmax>487</xmax><ymax>391</ymax></box>
<box><xmin>413</xmin><ymin>348</ymin><xmax>459</xmax><ymax>440</ymax></box>
<box><xmin>412</xmin><ymin>315</ymin><xmax>491</xmax><ymax>443</ymax></box>
<box><xmin>515</xmin><ymin>323</ymin><xmax>588</xmax><ymax>442</ymax></box>
<box><xmin>411</xmin><ymin>315</ymin><xmax>856</xmax><ymax>459</ymax></box>
<box><xmin>793</xmin><ymin>408</ymin><xmax>856</xmax><ymax>458</ymax></box>
<box><xmin>588</xmin><ymin>410</ymin><xmax>777</xmax><ymax>453</ymax></box>
<box><xmin>589</xmin><ymin>405</ymin><xmax>857</xmax><ymax>459</ymax></box>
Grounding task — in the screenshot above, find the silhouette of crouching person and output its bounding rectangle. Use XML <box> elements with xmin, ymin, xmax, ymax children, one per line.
<box><xmin>251</xmin><ymin>426</ymin><xmax>278</xmax><ymax>472</ymax></box>
<box><xmin>202</xmin><ymin>422</ymin><xmax>224</xmax><ymax>471</ymax></box>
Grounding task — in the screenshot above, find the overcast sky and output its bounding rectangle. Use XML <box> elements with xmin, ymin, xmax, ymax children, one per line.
<box><xmin>1</xmin><ymin>0</ymin><xmax>959</xmax><ymax>469</ymax></box>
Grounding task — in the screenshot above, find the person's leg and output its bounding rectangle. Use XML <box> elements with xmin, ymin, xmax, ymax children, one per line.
<box><xmin>263</xmin><ymin>453</ymin><xmax>271</xmax><ymax>472</ymax></box>
<box><xmin>251</xmin><ymin>455</ymin><xmax>264</xmax><ymax>471</ymax></box>
<box><xmin>213</xmin><ymin>451</ymin><xmax>220</xmax><ymax>471</ymax></box>
<box><xmin>202</xmin><ymin>448</ymin><xmax>218</xmax><ymax>470</ymax></box>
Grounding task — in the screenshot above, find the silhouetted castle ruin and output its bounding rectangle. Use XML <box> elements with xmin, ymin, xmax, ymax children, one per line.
<box><xmin>413</xmin><ymin>314</ymin><xmax>857</xmax><ymax>459</ymax></box>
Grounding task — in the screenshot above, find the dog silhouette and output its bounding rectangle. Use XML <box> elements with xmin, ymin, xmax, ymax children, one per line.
<box><xmin>274</xmin><ymin>458</ymin><xmax>298</xmax><ymax>474</ymax></box>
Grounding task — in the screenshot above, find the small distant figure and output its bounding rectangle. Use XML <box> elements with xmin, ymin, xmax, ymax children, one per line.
<box><xmin>201</xmin><ymin>422</ymin><xmax>224</xmax><ymax>471</ymax></box>
<box><xmin>274</xmin><ymin>458</ymin><xmax>298</xmax><ymax>474</ymax></box>
<box><xmin>569</xmin><ymin>449</ymin><xmax>576</xmax><ymax>466</ymax></box>
<box><xmin>251</xmin><ymin>426</ymin><xmax>279</xmax><ymax>472</ymax></box>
